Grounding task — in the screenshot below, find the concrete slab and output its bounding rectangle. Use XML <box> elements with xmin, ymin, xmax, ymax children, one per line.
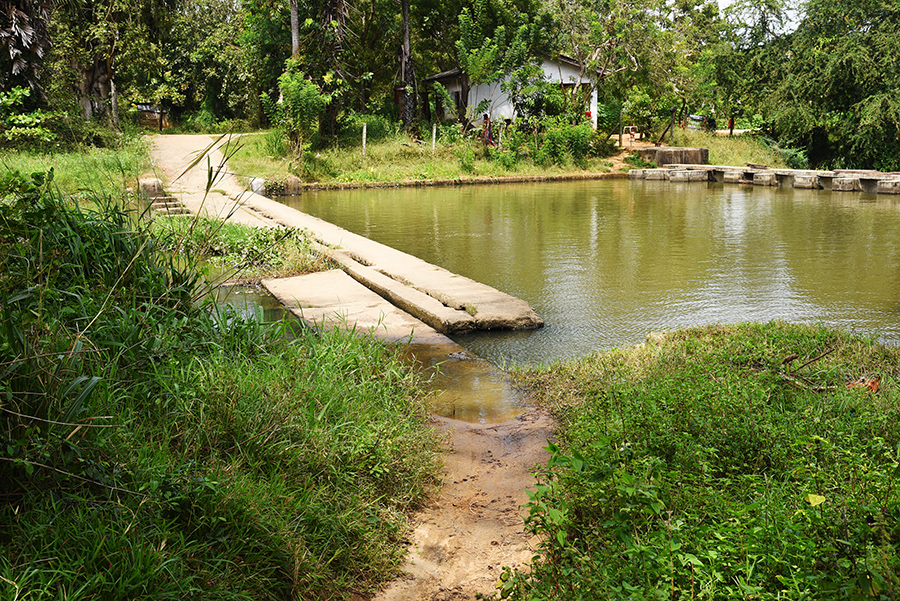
<box><xmin>753</xmin><ymin>172</ymin><xmax>777</xmax><ymax>186</ymax></box>
<box><xmin>643</xmin><ymin>169</ymin><xmax>669</xmax><ymax>180</ymax></box>
<box><xmin>833</xmin><ymin>177</ymin><xmax>862</xmax><ymax>192</ymax></box>
<box><xmin>637</xmin><ymin>147</ymin><xmax>709</xmax><ymax>166</ymax></box>
<box><xmin>669</xmin><ymin>170</ymin><xmax>708</xmax><ymax>182</ymax></box>
<box><xmin>263</xmin><ymin>270</ymin><xmax>455</xmax><ymax>345</ymax></box>
<box><xmin>877</xmin><ymin>179</ymin><xmax>900</xmax><ymax>194</ymax></box>
<box><xmin>794</xmin><ymin>175</ymin><xmax>820</xmax><ymax>189</ymax></box>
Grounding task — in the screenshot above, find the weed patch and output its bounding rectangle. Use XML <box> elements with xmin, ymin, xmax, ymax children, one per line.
<box><xmin>503</xmin><ymin>323</ymin><xmax>900</xmax><ymax>600</ymax></box>
<box><xmin>0</xmin><ymin>171</ymin><xmax>441</xmax><ymax>600</ymax></box>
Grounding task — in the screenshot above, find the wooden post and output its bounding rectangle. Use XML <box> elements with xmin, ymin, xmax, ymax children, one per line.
<box><xmin>362</xmin><ymin>123</ymin><xmax>367</xmax><ymax>156</ymax></box>
<box><xmin>432</xmin><ymin>122</ymin><xmax>437</xmax><ymax>153</ymax></box>
<box><xmin>618</xmin><ymin>109</ymin><xmax>623</xmax><ymax>147</ymax></box>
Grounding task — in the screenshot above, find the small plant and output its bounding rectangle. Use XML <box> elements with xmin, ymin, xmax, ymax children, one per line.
<box><xmin>457</xmin><ymin>146</ymin><xmax>476</xmax><ymax>173</ymax></box>
<box><xmin>624</xmin><ymin>152</ymin><xmax>656</xmax><ymax>169</ymax></box>
<box><xmin>0</xmin><ymin>86</ymin><xmax>56</xmax><ymax>147</ymax></box>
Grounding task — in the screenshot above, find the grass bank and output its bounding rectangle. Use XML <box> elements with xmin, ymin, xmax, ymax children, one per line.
<box><xmin>226</xmin><ymin>127</ymin><xmax>621</xmax><ymax>188</ymax></box>
<box><xmin>503</xmin><ymin>323</ymin><xmax>899</xmax><ymax>599</ymax></box>
<box><xmin>0</xmin><ymin>171</ymin><xmax>442</xmax><ymax>599</ymax></box>
<box><xmin>149</xmin><ymin>216</ymin><xmax>336</xmax><ymax>284</ymax></box>
<box><xmin>672</xmin><ymin>129</ymin><xmax>792</xmax><ymax>169</ymax></box>
<box><xmin>0</xmin><ymin>136</ymin><xmax>152</xmax><ymax>196</ymax></box>
<box><xmin>224</xmin><ymin>126</ymin><xmax>803</xmax><ymax>189</ymax></box>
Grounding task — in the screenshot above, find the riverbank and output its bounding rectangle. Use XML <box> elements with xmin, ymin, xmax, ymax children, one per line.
<box><xmin>503</xmin><ymin>322</ymin><xmax>900</xmax><ymax>600</ymax></box>
<box><xmin>0</xmin><ymin>171</ymin><xmax>444</xmax><ymax>600</ymax></box>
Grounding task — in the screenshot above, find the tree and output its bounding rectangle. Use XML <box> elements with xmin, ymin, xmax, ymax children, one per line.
<box><xmin>452</xmin><ymin>0</ymin><xmax>542</xmax><ymax>121</ymax></box>
<box><xmin>737</xmin><ymin>0</ymin><xmax>900</xmax><ymax>169</ymax></box>
<box><xmin>48</xmin><ymin>0</ymin><xmax>179</xmax><ymax>122</ymax></box>
<box><xmin>1</xmin><ymin>0</ymin><xmax>52</xmax><ymax>95</ymax></box>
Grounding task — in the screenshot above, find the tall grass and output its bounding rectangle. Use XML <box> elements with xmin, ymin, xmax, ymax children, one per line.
<box><xmin>672</xmin><ymin>129</ymin><xmax>791</xmax><ymax>169</ymax></box>
<box><xmin>0</xmin><ymin>170</ymin><xmax>441</xmax><ymax>599</ymax></box>
<box><xmin>504</xmin><ymin>323</ymin><xmax>900</xmax><ymax>600</ymax></box>
<box><xmin>150</xmin><ymin>216</ymin><xmax>335</xmax><ymax>283</ymax></box>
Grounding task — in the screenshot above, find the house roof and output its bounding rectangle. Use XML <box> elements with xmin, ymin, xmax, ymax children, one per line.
<box><xmin>423</xmin><ymin>67</ymin><xmax>463</xmax><ymax>83</ymax></box>
<box><xmin>424</xmin><ymin>55</ymin><xmax>583</xmax><ymax>83</ymax></box>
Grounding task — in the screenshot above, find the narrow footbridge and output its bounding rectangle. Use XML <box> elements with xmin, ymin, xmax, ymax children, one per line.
<box><xmin>147</xmin><ymin>135</ymin><xmax>543</xmax><ymax>343</ymax></box>
<box><xmin>630</xmin><ymin>164</ymin><xmax>900</xmax><ymax>194</ymax></box>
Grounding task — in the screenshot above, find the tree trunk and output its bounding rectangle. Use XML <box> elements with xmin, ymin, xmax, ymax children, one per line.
<box><xmin>78</xmin><ymin>58</ymin><xmax>111</xmax><ymax>120</ymax></box>
<box><xmin>109</xmin><ymin>78</ymin><xmax>120</xmax><ymax>128</ymax></box>
<box><xmin>290</xmin><ymin>0</ymin><xmax>299</xmax><ymax>56</ymax></box>
<box><xmin>399</xmin><ymin>0</ymin><xmax>417</xmax><ymax>129</ymax></box>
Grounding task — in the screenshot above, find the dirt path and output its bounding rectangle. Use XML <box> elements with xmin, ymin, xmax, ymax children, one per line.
<box><xmin>373</xmin><ymin>410</ymin><xmax>555</xmax><ymax>601</ymax></box>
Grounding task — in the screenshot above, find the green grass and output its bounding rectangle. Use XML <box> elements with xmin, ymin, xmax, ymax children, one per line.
<box><xmin>503</xmin><ymin>323</ymin><xmax>900</xmax><ymax>600</ymax></box>
<box><xmin>0</xmin><ymin>137</ymin><xmax>152</xmax><ymax>196</ymax></box>
<box><xmin>149</xmin><ymin>216</ymin><xmax>336</xmax><ymax>283</ymax></box>
<box><xmin>0</xmin><ymin>170</ymin><xmax>442</xmax><ymax>600</ymax></box>
<box><xmin>672</xmin><ymin>129</ymin><xmax>791</xmax><ymax>169</ymax></box>
<box><xmin>227</xmin><ymin>126</ymin><xmax>621</xmax><ymax>187</ymax></box>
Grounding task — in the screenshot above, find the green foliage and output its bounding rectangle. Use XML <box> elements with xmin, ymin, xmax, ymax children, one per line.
<box><xmin>624</xmin><ymin>152</ymin><xmax>657</xmax><ymax>169</ymax></box>
<box><xmin>0</xmin><ymin>86</ymin><xmax>55</xmax><ymax>147</ymax></box>
<box><xmin>505</xmin><ymin>323</ymin><xmax>900</xmax><ymax>600</ymax></box>
<box><xmin>0</xmin><ymin>171</ymin><xmax>441</xmax><ymax>599</ymax></box>
<box><xmin>150</xmin><ymin>216</ymin><xmax>331</xmax><ymax>281</ymax></box>
<box><xmin>262</xmin><ymin>61</ymin><xmax>331</xmax><ymax>155</ymax></box>
<box><xmin>713</xmin><ymin>0</ymin><xmax>900</xmax><ymax>169</ymax></box>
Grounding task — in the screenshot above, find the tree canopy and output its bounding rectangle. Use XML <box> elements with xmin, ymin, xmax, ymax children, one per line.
<box><xmin>1</xmin><ymin>0</ymin><xmax>896</xmax><ymax>169</ymax></box>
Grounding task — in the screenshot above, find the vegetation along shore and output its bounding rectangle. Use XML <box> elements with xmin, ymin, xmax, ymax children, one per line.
<box><xmin>3</xmin><ymin>0</ymin><xmax>899</xmax><ymax>595</ymax></box>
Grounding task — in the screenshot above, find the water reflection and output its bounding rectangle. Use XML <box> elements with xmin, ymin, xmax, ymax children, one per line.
<box><xmin>281</xmin><ymin>180</ymin><xmax>900</xmax><ymax>365</ymax></box>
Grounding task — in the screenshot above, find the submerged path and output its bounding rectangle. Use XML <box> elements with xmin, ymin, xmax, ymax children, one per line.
<box><xmin>148</xmin><ymin>134</ymin><xmax>554</xmax><ymax>600</ymax></box>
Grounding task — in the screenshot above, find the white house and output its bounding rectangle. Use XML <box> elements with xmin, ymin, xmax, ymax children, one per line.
<box><xmin>424</xmin><ymin>55</ymin><xmax>598</xmax><ymax>129</ymax></box>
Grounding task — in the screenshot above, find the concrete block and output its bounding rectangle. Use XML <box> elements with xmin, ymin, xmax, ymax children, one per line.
<box><xmin>877</xmin><ymin>179</ymin><xmax>900</xmax><ymax>194</ymax></box>
<box><xmin>753</xmin><ymin>172</ymin><xmax>777</xmax><ymax>186</ymax></box>
<box><xmin>139</xmin><ymin>177</ymin><xmax>164</xmax><ymax>199</ymax></box>
<box><xmin>669</xmin><ymin>170</ymin><xmax>708</xmax><ymax>182</ymax></box>
<box><xmin>283</xmin><ymin>175</ymin><xmax>303</xmax><ymax>196</ymax></box>
<box><xmin>643</xmin><ymin>169</ymin><xmax>670</xmax><ymax>181</ymax></box>
<box><xmin>628</xmin><ymin>169</ymin><xmax>645</xmax><ymax>179</ymax></box>
<box><xmin>793</xmin><ymin>175</ymin><xmax>819</xmax><ymax>189</ymax></box>
<box><xmin>250</xmin><ymin>177</ymin><xmax>266</xmax><ymax>196</ymax></box>
<box><xmin>638</xmin><ymin>147</ymin><xmax>709</xmax><ymax>166</ymax></box>
<box><xmin>723</xmin><ymin>171</ymin><xmax>743</xmax><ymax>184</ymax></box>
<box><xmin>832</xmin><ymin>177</ymin><xmax>861</xmax><ymax>192</ymax></box>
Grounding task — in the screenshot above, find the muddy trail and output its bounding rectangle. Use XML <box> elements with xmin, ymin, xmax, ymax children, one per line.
<box><xmin>372</xmin><ymin>410</ymin><xmax>554</xmax><ymax>601</ymax></box>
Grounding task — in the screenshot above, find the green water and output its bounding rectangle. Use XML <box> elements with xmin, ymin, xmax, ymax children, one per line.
<box><xmin>281</xmin><ymin>179</ymin><xmax>900</xmax><ymax>366</ymax></box>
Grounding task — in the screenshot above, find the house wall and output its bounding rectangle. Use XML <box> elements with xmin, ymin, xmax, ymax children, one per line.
<box><xmin>433</xmin><ymin>59</ymin><xmax>598</xmax><ymax>129</ymax></box>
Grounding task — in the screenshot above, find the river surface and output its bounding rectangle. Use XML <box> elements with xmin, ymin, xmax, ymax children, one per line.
<box><xmin>279</xmin><ymin>179</ymin><xmax>900</xmax><ymax>366</ymax></box>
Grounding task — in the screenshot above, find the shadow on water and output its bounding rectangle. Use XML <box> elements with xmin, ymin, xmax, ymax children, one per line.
<box><xmin>212</xmin><ymin>284</ymin><xmax>528</xmax><ymax>424</ymax></box>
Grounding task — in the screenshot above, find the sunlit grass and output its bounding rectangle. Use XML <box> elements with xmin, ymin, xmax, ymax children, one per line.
<box><xmin>228</xmin><ymin>127</ymin><xmax>622</xmax><ymax>187</ymax></box>
<box><xmin>506</xmin><ymin>322</ymin><xmax>900</xmax><ymax>599</ymax></box>
<box><xmin>672</xmin><ymin>129</ymin><xmax>790</xmax><ymax>168</ymax></box>
<box><xmin>0</xmin><ymin>138</ymin><xmax>151</xmax><ymax>195</ymax></box>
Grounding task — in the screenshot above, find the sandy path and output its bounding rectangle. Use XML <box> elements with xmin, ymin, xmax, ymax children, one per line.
<box><xmin>373</xmin><ymin>410</ymin><xmax>554</xmax><ymax>601</ymax></box>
